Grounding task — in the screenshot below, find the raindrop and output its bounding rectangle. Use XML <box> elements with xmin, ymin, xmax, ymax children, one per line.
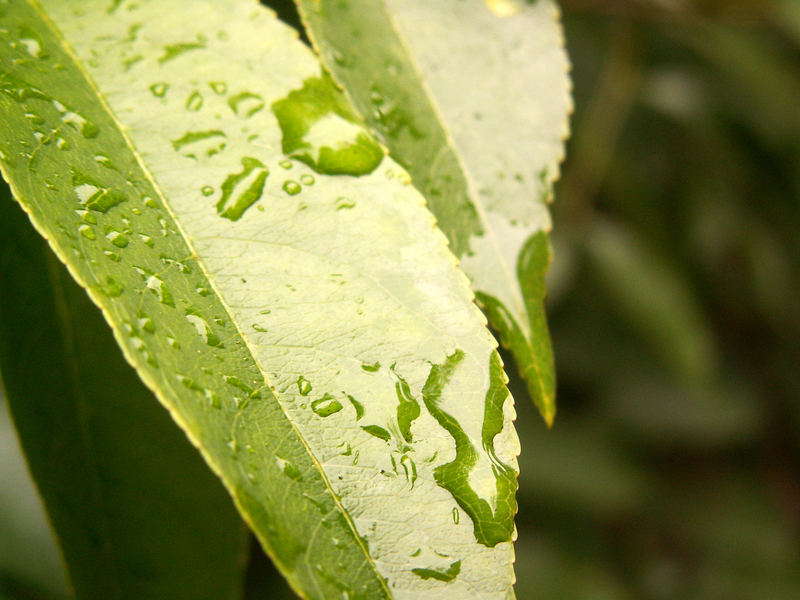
<box><xmin>138</xmin><ymin>314</ymin><xmax>155</xmax><ymax>333</ymax></box>
<box><xmin>52</xmin><ymin>100</ymin><xmax>98</xmax><ymax>138</ymax></box>
<box><xmin>186</xmin><ymin>91</ymin><xmax>203</xmax><ymax>111</ymax></box>
<box><xmin>149</xmin><ymin>82</ymin><xmax>169</xmax><ymax>97</ymax></box>
<box><xmin>201</xmin><ymin>185</ymin><xmax>214</xmax><ymax>196</ymax></box>
<box><xmin>296</xmin><ymin>376</ymin><xmax>312</xmax><ymax>396</ymax></box>
<box><xmin>282</xmin><ymin>180</ymin><xmax>301</xmax><ymax>196</ymax></box>
<box><xmin>209</xmin><ymin>81</ymin><xmax>227</xmax><ymax>95</ymax></box>
<box><xmin>276</xmin><ymin>456</ymin><xmax>303</xmax><ymax>482</ymax></box>
<box><xmin>278</xmin><ymin>159</ymin><xmax>292</xmax><ymax>170</ymax></box>
<box><xmin>185</xmin><ymin>312</ymin><xmax>222</xmax><ymax>346</ymax></box>
<box><xmin>251</xmin><ymin>324</ymin><xmax>266</xmax><ymax>332</ymax></box>
<box><xmin>311</xmin><ymin>393</ymin><xmax>343</xmax><ymax>418</ymax></box>
<box><xmin>146</xmin><ymin>275</ymin><xmax>175</xmax><ymax>307</ymax></box>
<box><xmin>336</xmin><ymin>197</ymin><xmax>355</xmax><ymax>210</ymax></box>
<box><xmin>78</xmin><ymin>224</ymin><xmax>95</xmax><ymax>240</ymax></box>
<box><xmin>300</xmin><ymin>174</ymin><xmax>315</xmax><ymax>186</ymax></box>
<box><xmin>105</xmin><ymin>229</ymin><xmax>129</xmax><ymax>248</ymax></box>
<box><xmin>101</xmin><ymin>276</ymin><xmax>123</xmax><ymax>297</ymax></box>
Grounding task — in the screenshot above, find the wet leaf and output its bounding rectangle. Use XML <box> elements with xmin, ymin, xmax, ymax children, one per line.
<box><xmin>295</xmin><ymin>0</ymin><xmax>572</xmax><ymax>425</ymax></box>
<box><xmin>0</xmin><ymin>1</ymin><xmax>518</xmax><ymax>598</ymax></box>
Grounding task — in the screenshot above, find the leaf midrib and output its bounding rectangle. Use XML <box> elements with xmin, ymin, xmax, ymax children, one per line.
<box><xmin>26</xmin><ymin>1</ymin><xmax>391</xmax><ymax>595</ymax></box>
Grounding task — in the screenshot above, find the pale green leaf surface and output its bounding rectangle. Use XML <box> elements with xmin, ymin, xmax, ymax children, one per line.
<box><xmin>0</xmin><ymin>183</ymin><xmax>249</xmax><ymax>600</ymax></box>
<box><xmin>0</xmin><ymin>1</ymin><xmax>518</xmax><ymax>598</ymax></box>
<box><xmin>296</xmin><ymin>0</ymin><xmax>572</xmax><ymax>424</ymax></box>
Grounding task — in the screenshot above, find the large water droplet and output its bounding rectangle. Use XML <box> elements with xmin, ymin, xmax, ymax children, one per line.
<box><xmin>271</xmin><ymin>74</ymin><xmax>383</xmax><ymax>176</ymax></box>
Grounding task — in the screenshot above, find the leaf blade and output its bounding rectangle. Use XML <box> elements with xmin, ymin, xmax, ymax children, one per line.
<box><xmin>295</xmin><ymin>0</ymin><xmax>572</xmax><ymax>425</ymax></box>
<box><xmin>1</xmin><ymin>0</ymin><xmax>519</xmax><ymax>597</ymax></box>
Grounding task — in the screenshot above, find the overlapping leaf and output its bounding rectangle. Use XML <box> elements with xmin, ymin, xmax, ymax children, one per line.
<box><xmin>295</xmin><ymin>0</ymin><xmax>572</xmax><ymax>424</ymax></box>
<box><xmin>0</xmin><ymin>0</ymin><xmax>519</xmax><ymax>598</ymax></box>
<box><xmin>0</xmin><ymin>183</ymin><xmax>249</xmax><ymax>600</ymax></box>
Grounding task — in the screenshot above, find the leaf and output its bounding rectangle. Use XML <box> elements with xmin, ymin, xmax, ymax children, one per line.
<box><xmin>294</xmin><ymin>0</ymin><xmax>572</xmax><ymax>425</ymax></box>
<box><xmin>0</xmin><ymin>1</ymin><xmax>518</xmax><ymax>598</ymax></box>
<box><xmin>0</xmin><ymin>183</ymin><xmax>249</xmax><ymax>599</ymax></box>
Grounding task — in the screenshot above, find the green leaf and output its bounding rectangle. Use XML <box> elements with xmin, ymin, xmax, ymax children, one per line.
<box><xmin>0</xmin><ymin>1</ymin><xmax>518</xmax><ymax>597</ymax></box>
<box><xmin>294</xmin><ymin>0</ymin><xmax>572</xmax><ymax>425</ymax></box>
<box><xmin>0</xmin><ymin>183</ymin><xmax>249</xmax><ymax>599</ymax></box>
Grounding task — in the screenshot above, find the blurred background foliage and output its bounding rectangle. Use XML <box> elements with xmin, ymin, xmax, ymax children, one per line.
<box><xmin>2</xmin><ymin>0</ymin><xmax>799</xmax><ymax>598</ymax></box>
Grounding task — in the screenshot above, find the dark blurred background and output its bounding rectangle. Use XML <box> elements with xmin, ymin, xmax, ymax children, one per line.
<box><xmin>2</xmin><ymin>1</ymin><xmax>799</xmax><ymax>598</ymax></box>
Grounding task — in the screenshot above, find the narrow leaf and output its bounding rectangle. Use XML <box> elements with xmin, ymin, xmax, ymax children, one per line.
<box><xmin>295</xmin><ymin>0</ymin><xmax>572</xmax><ymax>425</ymax></box>
<box><xmin>0</xmin><ymin>184</ymin><xmax>249</xmax><ymax>599</ymax></box>
<box><xmin>0</xmin><ymin>1</ymin><xmax>518</xmax><ymax>598</ymax></box>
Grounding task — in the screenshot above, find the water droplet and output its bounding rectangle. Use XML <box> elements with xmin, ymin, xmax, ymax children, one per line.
<box><xmin>171</xmin><ymin>129</ymin><xmax>226</xmax><ymax>159</ymax></box>
<box><xmin>19</xmin><ymin>36</ymin><xmax>43</xmax><ymax>58</ymax></box>
<box><xmin>186</xmin><ymin>91</ymin><xmax>203</xmax><ymax>111</ymax></box>
<box><xmin>209</xmin><ymin>81</ymin><xmax>227</xmax><ymax>95</ymax></box>
<box><xmin>78</xmin><ymin>224</ymin><xmax>95</xmax><ymax>240</ymax></box>
<box><xmin>300</xmin><ymin>174</ymin><xmax>315</xmax><ymax>186</ymax></box>
<box><xmin>311</xmin><ymin>393</ymin><xmax>343</xmax><ymax>418</ymax></box>
<box><xmin>251</xmin><ymin>324</ymin><xmax>266</xmax><ymax>332</ymax></box>
<box><xmin>104</xmin><ymin>250</ymin><xmax>120</xmax><ymax>262</ymax></box>
<box><xmin>228</xmin><ymin>91</ymin><xmax>264</xmax><ymax>118</ymax></box>
<box><xmin>72</xmin><ymin>169</ymin><xmax>126</xmax><ymax>212</ymax></box>
<box><xmin>206</xmin><ymin>390</ymin><xmax>221</xmax><ymax>409</ymax></box>
<box><xmin>271</xmin><ymin>74</ymin><xmax>383</xmax><ymax>176</ymax></box>
<box><xmin>138</xmin><ymin>314</ymin><xmax>155</xmax><ymax>333</ymax></box>
<box><xmin>216</xmin><ymin>157</ymin><xmax>268</xmax><ymax>221</ymax></box>
<box><xmin>101</xmin><ymin>276</ymin><xmax>123</xmax><ymax>297</ymax></box>
<box><xmin>105</xmin><ymin>229</ymin><xmax>128</xmax><ymax>248</ymax></box>
<box><xmin>94</xmin><ymin>155</ymin><xmax>117</xmax><ymax>170</ymax></box>
<box><xmin>167</xmin><ymin>336</ymin><xmax>181</xmax><ymax>349</ymax></box>
<box><xmin>336</xmin><ymin>197</ymin><xmax>355</xmax><ymax>210</ymax></box>
<box><xmin>259</xmin><ymin>308</ymin><xmax>271</xmax><ymax>315</ymax></box>
<box><xmin>143</xmin><ymin>196</ymin><xmax>157</xmax><ymax>208</ymax></box>
<box><xmin>227</xmin><ymin>438</ymin><xmax>239</xmax><ymax>453</ymax></box>
<box><xmin>74</xmin><ymin>209</ymin><xmax>96</xmax><ymax>224</ymax></box>
<box><xmin>146</xmin><ymin>275</ymin><xmax>175</xmax><ymax>307</ymax></box>
<box><xmin>361</xmin><ymin>361</ymin><xmax>380</xmax><ymax>373</ymax></box>
<box><xmin>296</xmin><ymin>376</ymin><xmax>312</xmax><ymax>396</ymax></box>
<box><xmin>282</xmin><ymin>180</ymin><xmax>301</xmax><ymax>196</ymax></box>
<box><xmin>139</xmin><ymin>234</ymin><xmax>154</xmax><ymax>247</ymax></box>
<box><xmin>201</xmin><ymin>185</ymin><xmax>214</xmax><ymax>196</ymax></box>
<box><xmin>278</xmin><ymin>159</ymin><xmax>292</xmax><ymax>170</ymax></box>
<box><xmin>185</xmin><ymin>311</ymin><xmax>222</xmax><ymax>346</ymax></box>
<box><xmin>276</xmin><ymin>456</ymin><xmax>303</xmax><ymax>482</ymax></box>
<box><xmin>51</xmin><ymin>100</ymin><xmax>98</xmax><ymax>138</ymax></box>
<box><xmin>149</xmin><ymin>82</ymin><xmax>168</xmax><ymax>97</ymax></box>
<box><xmin>56</xmin><ymin>137</ymin><xmax>69</xmax><ymax>150</ymax></box>
<box><xmin>195</xmin><ymin>286</ymin><xmax>210</xmax><ymax>297</ymax></box>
